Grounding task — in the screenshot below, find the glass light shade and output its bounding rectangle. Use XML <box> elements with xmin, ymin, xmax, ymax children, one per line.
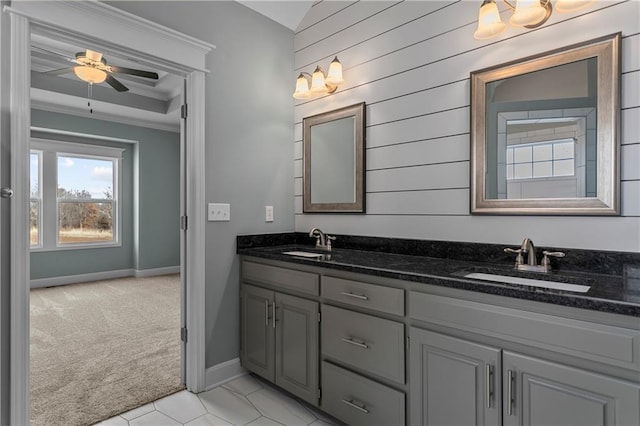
<box><xmin>292</xmin><ymin>74</ymin><xmax>311</xmax><ymax>99</ymax></box>
<box><xmin>555</xmin><ymin>0</ymin><xmax>594</xmax><ymax>12</ymax></box>
<box><xmin>509</xmin><ymin>0</ymin><xmax>547</xmax><ymax>26</ymax></box>
<box><xmin>73</xmin><ymin>66</ymin><xmax>107</xmax><ymax>84</ymax></box>
<box><xmin>474</xmin><ymin>1</ymin><xmax>506</xmax><ymax>40</ymax></box>
<box><xmin>310</xmin><ymin>66</ymin><xmax>328</xmax><ymax>93</ymax></box>
<box><xmin>325</xmin><ymin>56</ymin><xmax>344</xmax><ymax>85</ymax></box>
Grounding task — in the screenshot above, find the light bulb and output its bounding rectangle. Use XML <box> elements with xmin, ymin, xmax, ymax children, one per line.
<box><xmin>326</xmin><ymin>56</ymin><xmax>344</xmax><ymax>85</ymax></box>
<box><xmin>293</xmin><ymin>73</ymin><xmax>311</xmax><ymax>99</ymax></box>
<box><xmin>510</xmin><ymin>0</ymin><xmax>547</xmax><ymax>27</ymax></box>
<box><xmin>73</xmin><ymin>66</ymin><xmax>107</xmax><ymax>84</ymax></box>
<box><xmin>474</xmin><ymin>0</ymin><xmax>506</xmax><ymax>40</ymax></box>
<box><xmin>310</xmin><ymin>66</ymin><xmax>327</xmax><ymax>93</ymax></box>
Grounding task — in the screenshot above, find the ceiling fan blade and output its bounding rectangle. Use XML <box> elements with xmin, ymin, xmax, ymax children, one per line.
<box><xmin>108</xmin><ymin>65</ymin><xmax>159</xmax><ymax>80</ymax></box>
<box><xmin>42</xmin><ymin>67</ymin><xmax>75</xmax><ymax>76</ymax></box>
<box><xmin>31</xmin><ymin>45</ymin><xmax>77</xmax><ymax>64</ymax></box>
<box><xmin>105</xmin><ymin>74</ymin><xmax>129</xmax><ymax>92</ymax></box>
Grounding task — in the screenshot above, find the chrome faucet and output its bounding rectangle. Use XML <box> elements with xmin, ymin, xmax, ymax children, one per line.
<box><xmin>309</xmin><ymin>227</ymin><xmax>336</xmax><ymax>251</ymax></box>
<box><xmin>520</xmin><ymin>237</ymin><xmax>537</xmax><ymax>266</ymax></box>
<box><xmin>504</xmin><ymin>238</ymin><xmax>565</xmax><ymax>272</ymax></box>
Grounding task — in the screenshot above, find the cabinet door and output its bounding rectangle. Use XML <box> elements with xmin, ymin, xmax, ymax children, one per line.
<box><xmin>410</xmin><ymin>327</ymin><xmax>501</xmax><ymax>426</ymax></box>
<box><xmin>275</xmin><ymin>293</ymin><xmax>319</xmax><ymax>405</ymax></box>
<box><xmin>503</xmin><ymin>351</ymin><xmax>640</xmax><ymax>426</ymax></box>
<box><xmin>241</xmin><ymin>284</ymin><xmax>275</xmax><ymax>381</ymax></box>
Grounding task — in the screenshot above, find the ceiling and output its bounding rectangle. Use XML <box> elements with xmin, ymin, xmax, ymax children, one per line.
<box><xmin>29</xmin><ymin>1</ymin><xmax>312</xmax><ymax>132</ymax></box>
<box><xmin>238</xmin><ymin>1</ymin><xmax>313</xmax><ymax>31</ymax></box>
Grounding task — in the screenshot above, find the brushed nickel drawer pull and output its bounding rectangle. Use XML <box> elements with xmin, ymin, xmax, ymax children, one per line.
<box><xmin>341</xmin><ymin>337</ymin><xmax>369</xmax><ymax>349</ymax></box>
<box><xmin>264</xmin><ymin>301</ymin><xmax>269</xmax><ymax>326</ymax></box>
<box><xmin>339</xmin><ymin>291</ymin><xmax>369</xmax><ymax>301</ymax></box>
<box><xmin>341</xmin><ymin>399</ymin><xmax>370</xmax><ymax>414</ymax></box>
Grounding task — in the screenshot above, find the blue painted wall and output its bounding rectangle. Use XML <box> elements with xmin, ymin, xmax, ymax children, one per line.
<box><xmin>30</xmin><ymin>109</ymin><xmax>180</xmax><ymax>280</ymax></box>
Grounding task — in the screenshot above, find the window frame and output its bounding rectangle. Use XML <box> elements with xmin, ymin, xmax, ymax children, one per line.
<box><xmin>506</xmin><ymin>138</ymin><xmax>576</xmax><ymax>181</ymax></box>
<box><xmin>30</xmin><ymin>138</ymin><xmax>124</xmax><ymax>252</ymax></box>
<box><xmin>29</xmin><ymin>150</ymin><xmax>43</xmax><ymax>249</ymax></box>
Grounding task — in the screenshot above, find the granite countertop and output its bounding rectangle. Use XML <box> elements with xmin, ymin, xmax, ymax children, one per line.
<box><xmin>238</xmin><ymin>243</ymin><xmax>640</xmax><ymax>317</ymax></box>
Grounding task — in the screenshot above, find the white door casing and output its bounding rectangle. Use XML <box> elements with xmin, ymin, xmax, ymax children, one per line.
<box><xmin>3</xmin><ymin>1</ymin><xmax>213</xmax><ymax>423</ymax></box>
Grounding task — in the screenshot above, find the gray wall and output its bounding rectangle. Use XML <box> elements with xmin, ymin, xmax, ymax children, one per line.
<box><xmin>293</xmin><ymin>0</ymin><xmax>640</xmax><ymax>253</ymax></box>
<box><xmin>30</xmin><ymin>109</ymin><xmax>180</xmax><ymax>279</ymax></box>
<box><xmin>106</xmin><ymin>1</ymin><xmax>295</xmax><ymax>368</ymax></box>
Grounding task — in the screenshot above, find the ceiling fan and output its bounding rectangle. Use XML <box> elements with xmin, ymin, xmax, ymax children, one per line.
<box><xmin>35</xmin><ymin>47</ymin><xmax>159</xmax><ymax>92</ymax></box>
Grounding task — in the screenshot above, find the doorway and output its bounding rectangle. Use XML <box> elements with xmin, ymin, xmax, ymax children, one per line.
<box><xmin>4</xmin><ymin>2</ymin><xmax>211</xmax><ymax>424</ymax></box>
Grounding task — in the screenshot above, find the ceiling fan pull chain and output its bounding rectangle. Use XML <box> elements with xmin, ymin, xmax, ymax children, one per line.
<box><xmin>87</xmin><ymin>83</ymin><xmax>93</xmax><ymax>114</ymax></box>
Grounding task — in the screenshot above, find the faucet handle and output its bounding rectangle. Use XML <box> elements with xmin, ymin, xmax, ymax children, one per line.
<box><xmin>504</xmin><ymin>247</ymin><xmax>524</xmax><ymax>266</ymax></box>
<box><xmin>541</xmin><ymin>250</ymin><xmax>565</xmax><ymax>268</ymax></box>
<box><xmin>326</xmin><ymin>235</ymin><xmax>336</xmax><ymax>251</ymax></box>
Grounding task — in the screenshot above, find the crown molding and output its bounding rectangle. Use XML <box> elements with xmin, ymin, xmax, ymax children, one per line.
<box><xmin>5</xmin><ymin>0</ymin><xmax>215</xmax><ymax>72</ymax></box>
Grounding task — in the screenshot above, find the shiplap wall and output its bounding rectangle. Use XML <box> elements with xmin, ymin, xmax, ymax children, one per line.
<box><xmin>293</xmin><ymin>0</ymin><xmax>640</xmax><ymax>253</ymax></box>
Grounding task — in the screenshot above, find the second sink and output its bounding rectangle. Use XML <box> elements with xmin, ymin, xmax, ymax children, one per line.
<box><xmin>464</xmin><ymin>272</ymin><xmax>591</xmax><ymax>293</ymax></box>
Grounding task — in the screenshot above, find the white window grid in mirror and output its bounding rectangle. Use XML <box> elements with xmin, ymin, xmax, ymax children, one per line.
<box><xmin>507</xmin><ymin>139</ymin><xmax>576</xmax><ymax>180</ymax></box>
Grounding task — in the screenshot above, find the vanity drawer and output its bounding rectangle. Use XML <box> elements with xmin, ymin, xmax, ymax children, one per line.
<box><xmin>242</xmin><ymin>261</ymin><xmax>319</xmax><ymax>296</ymax></box>
<box><xmin>322</xmin><ymin>305</ymin><xmax>405</xmax><ymax>383</ymax></box>
<box><xmin>410</xmin><ymin>291</ymin><xmax>640</xmax><ymax>371</ymax></box>
<box><xmin>321</xmin><ymin>361</ymin><xmax>405</xmax><ymax>426</ymax></box>
<box><xmin>322</xmin><ymin>276</ymin><xmax>404</xmax><ymax>316</ymax></box>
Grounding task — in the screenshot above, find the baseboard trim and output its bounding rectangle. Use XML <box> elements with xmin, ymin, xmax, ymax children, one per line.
<box><xmin>205</xmin><ymin>358</ymin><xmax>247</xmax><ymax>391</ymax></box>
<box><xmin>30</xmin><ymin>269</ymin><xmax>134</xmax><ymax>288</ymax></box>
<box><xmin>30</xmin><ymin>266</ymin><xmax>181</xmax><ymax>288</ymax></box>
<box><xmin>134</xmin><ymin>266</ymin><xmax>180</xmax><ymax>277</ymax></box>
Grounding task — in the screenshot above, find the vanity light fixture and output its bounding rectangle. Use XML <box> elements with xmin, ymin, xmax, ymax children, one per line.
<box><xmin>293</xmin><ymin>56</ymin><xmax>344</xmax><ymax>100</ymax></box>
<box><xmin>473</xmin><ymin>0</ymin><xmax>594</xmax><ymax>40</ymax></box>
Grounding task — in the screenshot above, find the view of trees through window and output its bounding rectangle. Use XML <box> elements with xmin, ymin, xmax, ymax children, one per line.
<box><xmin>57</xmin><ymin>188</ymin><xmax>114</xmax><ymax>244</ymax></box>
<box><xmin>57</xmin><ymin>155</ymin><xmax>115</xmax><ymax>244</ymax></box>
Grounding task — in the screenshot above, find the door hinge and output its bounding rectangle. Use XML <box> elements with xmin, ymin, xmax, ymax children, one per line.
<box><xmin>180</xmin><ymin>215</ymin><xmax>188</xmax><ymax>231</ymax></box>
<box><xmin>181</xmin><ymin>104</ymin><xmax>188</xmax><ymax>119</ymax></box>
<box><xmin>181</xmin><ymin>327</ymin><xmax>188</xmax><ymax>342</ymax></box>
<box><xmin>318</xmin><ymin>312</ymin><xmax>321</xmax><ymax>323</ymax></box>
<box><xmin>317</xmin><ymin>388</ymin><xmax>321</xmax><ymax>399</ymax></box>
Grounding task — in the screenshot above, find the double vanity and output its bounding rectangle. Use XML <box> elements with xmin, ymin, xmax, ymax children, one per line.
<box><xmin>238</xmin><ymin>232</ymin><xmax>640</xmax><ymax>426</ymax></box>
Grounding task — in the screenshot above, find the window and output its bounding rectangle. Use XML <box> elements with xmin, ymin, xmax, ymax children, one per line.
<box><xmin>30</xmin><ymin>139</ymin><xmax>123</xmax><ymax>250</ymax></box>
<box><xmin>506</xmin><ymin>139</ymin><xmax>575</xmax><ymax>180</ymax></box>
<box><xmin>30</xmin><ymin>151</ymin><xmax>42</xmax><ymax>248</ymax></box>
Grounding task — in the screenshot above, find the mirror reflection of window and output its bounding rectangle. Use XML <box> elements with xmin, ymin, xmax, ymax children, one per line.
<box><xmin>470</xmin><ymin>33</ymin><xmax>620</xmax><ymax>215</ymax></box>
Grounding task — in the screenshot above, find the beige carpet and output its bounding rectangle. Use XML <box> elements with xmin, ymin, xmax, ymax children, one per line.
<box><xmin>30</xmin><ymin>274</ymin><xmax>184</xmax><ymax>426</ymax></box>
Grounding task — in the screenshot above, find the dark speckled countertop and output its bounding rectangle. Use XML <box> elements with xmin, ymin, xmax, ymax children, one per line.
<box><xmin>237</xmin><ymin>234</ymin><xmax>640</xmax><ymax>317</ymax></box>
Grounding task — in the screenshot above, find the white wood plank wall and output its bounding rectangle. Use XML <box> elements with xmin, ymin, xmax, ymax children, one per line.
<box><xmin>293</xmin><ymin>0</ymin><xmax>640</xmax><ymax>252</ymax></box>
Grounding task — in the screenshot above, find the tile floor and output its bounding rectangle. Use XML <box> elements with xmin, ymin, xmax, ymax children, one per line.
<box><xmin>97</xmin><ymin>374</ymin><xmax>340</xmax><ymax>426</ymax></box>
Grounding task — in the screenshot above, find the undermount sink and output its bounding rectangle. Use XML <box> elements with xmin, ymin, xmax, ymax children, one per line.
<box><xmin>464</xmin><ymin>272</ymin><xmax>591</xmax><ymax>293</ymax></box>
<box><xmin>282</xmin><ymin>251</ymin><xmax>325</xmax><ymax>258</ymax></box>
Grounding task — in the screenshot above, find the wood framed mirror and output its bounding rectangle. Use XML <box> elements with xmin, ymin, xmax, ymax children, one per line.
<box><xmin>303</xmin><ymin>102</ymin><xmax>366</xmax><ymax>213</ymax></box>
<box><xmin>470</xmin><ymin>33</ymin><xmax>620</xmax><ymax>215</ymax></box>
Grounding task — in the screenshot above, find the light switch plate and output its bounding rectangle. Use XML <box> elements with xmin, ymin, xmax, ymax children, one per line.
<box><xmin>208</xmin><ymin>203</ymin><xmax>230</xmax><ymax>221</ymax></box>
<box><xmin>265</xmin><ymin>206</ymin><xmax>274</xmax><ymax>222</ymax></box>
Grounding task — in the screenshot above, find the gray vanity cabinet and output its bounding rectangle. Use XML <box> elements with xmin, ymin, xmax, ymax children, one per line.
<box><xmin>240</xmin><ymin>283</ymin><xmax>319</xmax><ymax>405</ymax></box>
<box><xmin>410</xmin><ymin>328</ymin><xmax>640</xmax><ymax>426</ymax></box>
<box><xmin>503</xmin><ymin>351</ymin><xmax>640</xmax><ymax>426</ymax></box>
<box><xmin>409</xmin><ymin>327</ymin><xmax>502</xmax><ymax>426</ymax></box>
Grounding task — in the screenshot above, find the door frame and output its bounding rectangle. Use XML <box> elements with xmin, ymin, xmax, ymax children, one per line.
<box><xmin>4</xmin><ymin>2</ymin><xmax>213</xmax><ymax>424</ymax></box>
